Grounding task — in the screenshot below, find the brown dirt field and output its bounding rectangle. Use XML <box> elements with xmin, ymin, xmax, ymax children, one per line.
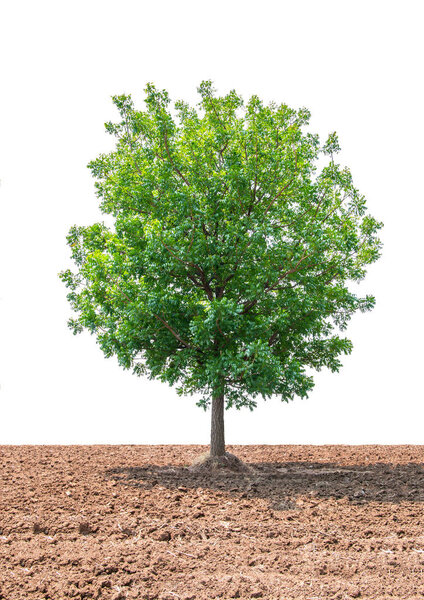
<box><xmin>1</xmin><ymin>445</ymin><xmax>424</xmax><ymax>600</ymax></box>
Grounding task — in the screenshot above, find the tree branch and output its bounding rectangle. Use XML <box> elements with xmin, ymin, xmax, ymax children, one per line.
<box><xmin>152</xmin><ymin>314</ymin><xmax>195</xmax><ymax>349</ymax></box>
<box><xmin>163</xmin><ymin>130</ymin><xmax>190</xmax><ymax>186</ymax></box>
<box><xmin>263</xmin><ymin>150</ymin><xmax>298</xmax><ymax>216</ymax></box>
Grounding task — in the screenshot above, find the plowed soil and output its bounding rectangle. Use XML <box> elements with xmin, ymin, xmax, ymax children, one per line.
<box><xmin>1</xmin><ymin>445</ymin><xmax>424</xmax><ymax>599</ymax></box>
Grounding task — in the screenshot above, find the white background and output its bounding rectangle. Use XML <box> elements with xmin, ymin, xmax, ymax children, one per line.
<box><xmin>0</xmin><ymin>0</ymin><xmax>423</xmax><ymax>444</ymax></box>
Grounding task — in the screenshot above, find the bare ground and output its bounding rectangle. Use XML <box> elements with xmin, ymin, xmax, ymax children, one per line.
<box><xmin>1</xmin><ymin>444</ymin><xmax>424</xmax><ymax>599</ymax></box>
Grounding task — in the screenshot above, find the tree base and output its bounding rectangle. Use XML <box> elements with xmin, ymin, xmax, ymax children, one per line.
<box><xmin>188</xmin><ymin>451</ymin><xmax>254</xmax><ymax>474</ymax></box>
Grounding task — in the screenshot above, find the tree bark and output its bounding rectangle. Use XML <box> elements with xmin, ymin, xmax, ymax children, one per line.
<box><xmin>210</xmin><ymin>391</ymin><xmax>225</xmax><ymax>457</ymax></box>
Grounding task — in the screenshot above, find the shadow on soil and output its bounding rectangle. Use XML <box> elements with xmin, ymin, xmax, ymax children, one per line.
<box><xmin>105</xmin><ymin>460</ymin><xmax>424</xmax><ymax>509</ymax></box>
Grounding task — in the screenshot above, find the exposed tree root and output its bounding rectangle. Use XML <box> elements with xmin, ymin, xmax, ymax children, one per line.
<box><xmin>188</xmin><ymin>451</ymin><xmax>254</xmax><ymax>474</ymax></box>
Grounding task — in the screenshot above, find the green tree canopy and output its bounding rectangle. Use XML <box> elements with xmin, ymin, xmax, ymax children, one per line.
<box><xmin>59</xmin><ymin>81</ymin><xmax>382</xmax><ymax>457</ymax></box>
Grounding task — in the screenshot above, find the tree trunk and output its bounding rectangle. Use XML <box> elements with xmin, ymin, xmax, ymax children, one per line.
<box><xmin>210</xmin><ymin>391</ymin><xmax>225</xmax><ymax>457</ymax></box>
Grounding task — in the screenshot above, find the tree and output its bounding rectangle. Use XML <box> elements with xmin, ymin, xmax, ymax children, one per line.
<box><xmin>59</xmin><ymin>81</ymin><xmax>382</xmax><ymax>463</ymax></box>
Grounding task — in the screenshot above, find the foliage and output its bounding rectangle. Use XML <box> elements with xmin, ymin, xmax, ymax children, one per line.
<box><xmin>59</xmin><ymin>81</ymin><xmax>383</xmax><ymax>411</ymax></box>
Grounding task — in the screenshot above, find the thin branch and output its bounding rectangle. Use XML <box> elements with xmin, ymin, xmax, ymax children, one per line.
<box><xmin>152</xmin><ymin>314</ymin><xmax>194</xmax><ymax>350</ymax></box>
<box><xmin>160</xmin><ymin>238</ymin><xmax>199</xmax><ymax>271</ymax></box>
<box><xmin>105</xmin><ymin>274</ymin><xmax>132</xmax><ymax>304</ymax></box>
<box><xmin>320</xmin><ymin>192</ymin><xmax>349</xmax><ymax>224</ymax></box>
<box><xmin>163</xmin><ymin>130</ymin><xmax>190</xmax><ymax>186</ymax></box>
<box><xmin>247</xmin><ymin>138</ymin><xmax>258</xmax><ymax>217</ymax></box>
<box><xmin>216</xmin><ymin>318</ymin><xmax>224</xmax><ymax>337</ymax></box>
<box><xmin>278</xmin><ymin>189</ymin><xmax>326</xmax><ymax>232</ymax></box>
<box><xmin>264</xmin><ymin>250</ymin><xmax>309</xmax><ymax>293</ymax></box>
<box><xmin>268</xmin><ymin>331</ymin><xmax>279</xmax><ymax>346</ymax></box>
<box><xmin>187</xmin><ymin>224</ymin><xmax>196</xmax><ymax>251</ymax></box>
<box><xmin>263</xmin><ymin>150</ymin><xmax>298</xmax><ymax>216</ymax></box>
